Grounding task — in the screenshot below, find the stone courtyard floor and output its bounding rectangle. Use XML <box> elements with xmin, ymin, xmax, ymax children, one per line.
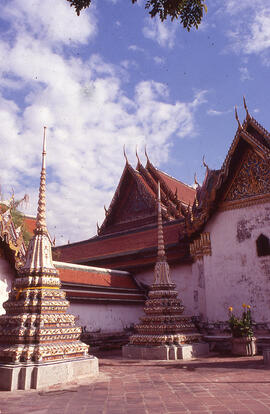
<box><xmin>1</xmin><ymin>350</ymin><xmax>270</xmax><ymax>414</ymax></box>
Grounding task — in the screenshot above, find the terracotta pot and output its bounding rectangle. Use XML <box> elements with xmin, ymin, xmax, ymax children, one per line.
<box><xmin>231</xmin><ymin>336</ymin><xmax>257</xmax><ymax>356</ymax></box>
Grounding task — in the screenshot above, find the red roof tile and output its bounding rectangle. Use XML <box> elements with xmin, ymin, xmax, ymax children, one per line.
<box><xmin>156</xmin><ymin>169</ymin><xmax>195</xmax><ymax>206</ymax></box>
<box><xmin>23</xmin><ymin>215</ymin><xmax>36</xmax><ymax>236</ymax></box>
<box><xmin>55</xmin><ymin>262</ymin><xmax>139</xmax><ymax>290</ymax></box>
<box><xmin>54</xmin><ymin>220</ymin><xmax>188</xmax><ymax>270</ymax></box>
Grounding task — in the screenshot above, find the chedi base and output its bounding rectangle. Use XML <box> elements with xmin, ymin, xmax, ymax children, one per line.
<box><xmin>122</xmin><ymin>343</ymin><xmax>209</xmax><ymax>361</ymax></box>
<box><xmin>0</xmin><ymin>355</ymin><xmax>99</xmax><ymax>391</ymax></box>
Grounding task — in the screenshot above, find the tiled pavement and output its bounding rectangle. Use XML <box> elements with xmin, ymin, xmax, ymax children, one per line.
<box><xmin>1</xmin><ymin>350</ymin><xmax>270</xmax><ymax>414</ymax></box>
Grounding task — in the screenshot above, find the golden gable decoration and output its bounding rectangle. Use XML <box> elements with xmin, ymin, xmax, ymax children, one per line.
<box><xmin>190</xmin><ymin>233</ymin><xmax>211</xmax><ymax>261</ymax></box>
<box><xmin>224</xmin><ymin>149</ymin><xmax>270</xmax><ymax>203</ymax></box>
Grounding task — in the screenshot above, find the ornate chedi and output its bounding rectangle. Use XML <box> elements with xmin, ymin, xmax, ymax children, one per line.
<box><xmin>123</xmin><ymin>183</ymin><xmax>208</xmax><ymax>360</ymax></box>
<box><xmin>0</xmin><ymin>128</ymin><xmax>97</xmax><ymax>390</ymax></box>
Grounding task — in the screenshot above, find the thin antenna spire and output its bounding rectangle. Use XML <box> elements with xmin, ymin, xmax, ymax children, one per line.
<box><xmin>35</xmin><ymin>126</ymin><xmax>47</xmax><ymax>234</ymax></box>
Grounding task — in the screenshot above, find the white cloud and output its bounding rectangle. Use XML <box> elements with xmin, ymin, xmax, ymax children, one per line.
<box><xmin>153</xmin><ymin>56</ymin><xmax>165</xmax><ymax>65</ymax></box>
<box><xmin>128</xmin><ymin>45</ymin><xmax>145</xmax><ymax>53</ymax></box>
<box><xmin>143</xmin><ymin>18</ymin><xmax>178</xmax><ymax>48</ymax></box>
<box><xmin>224</xmin><ymin>2</ymin><xmax>270</xmax><ymax>61</ymax></box>
<box><xmin>239</xmin><ymin>66</ymin><xmax>252</xmax><ymax>81</ymax></box>
<box><xmin>0</xmin><ymin>1</ymin><xmax>205</xmax><ymax>244</ymax></box>
<box><xmin>207</xmin><ymin>108</ymin><xmax>230</xmax><ymax>116</ymax></box>
<box><xmin>3</xmin><ymin>0</ymin><xmax>97</xmax><ymax>46</ymax></box>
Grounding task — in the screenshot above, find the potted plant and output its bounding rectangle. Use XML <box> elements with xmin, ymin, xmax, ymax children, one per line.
<box><xmin>228</xmin><ymin>304</ymin><xmax>257</xmax><ymax>356</ymax></box>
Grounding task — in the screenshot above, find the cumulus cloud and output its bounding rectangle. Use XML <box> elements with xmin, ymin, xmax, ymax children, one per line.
<box><xmin>2</xmin><ymin>0</ymin><xmax>97</xmax><ymax>45</ymax></box>
<box><xmin>224</xmin><ymin>1</ymin><xmax>270</xmax><ymax>61</ymax></box>
<box><xmin>0</xmin><ymin>1</ymin><xmax>204</xmax><ymax>244</ymax></box>
<box><xmin>143</xmin><ymin>18</ymin><xmax>178</xmax><ymax>48</ymax></box>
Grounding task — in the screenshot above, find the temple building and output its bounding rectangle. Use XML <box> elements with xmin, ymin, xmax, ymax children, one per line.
<box><xmin>54</xmin><ymin>102</ymin><xmax>270</xmax><ymax>337</ymax></box>
<box><xmin>0</xmin><ymin>101</ymin><xmax>270</xmax><ymax>356</ymax></box>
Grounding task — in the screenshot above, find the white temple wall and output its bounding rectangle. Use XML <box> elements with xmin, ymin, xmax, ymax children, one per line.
<box><xmin>191</xmin><ymin>259</ymin><xmax>207</xmax><ymax>320</ymax></box>
<box><xmin>69</xmin><ymin>302</ymin><xmax>144</xmax><ymax>333</ymax></box>
<box><xmin>134</xmin><ymin>263</ymin><xmax>195</xmax><ymax>316</ymax></box>
<box><xmin>203</xmin><ymin>203</ymin><xmax>270</xmax><ymax>324</ymax></box>
<box><xmin>0</xmin><ymin>257</ymin><xmax>14</xmax><ymax>315</ymax></box>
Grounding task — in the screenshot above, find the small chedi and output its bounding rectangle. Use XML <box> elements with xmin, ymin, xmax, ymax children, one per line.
<box><xmin>123</xmin><ymin>183</ymin><xmax>208</xmax><ymax>360</ymax></box>
<box><xmin>0</xmin><ymin>128</ymin><xmax>98</xmax><ymax>390</ymax></box>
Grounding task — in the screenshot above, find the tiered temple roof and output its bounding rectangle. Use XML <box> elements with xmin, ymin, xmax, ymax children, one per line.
<box><xmin>186</xmin><ymin>101</ymin><xmax>270</xmax><ymax>237</ymax></box>
<box><xmin>54</xmin><ymin>154</ymin><xmax>195</xmax><ymax>271</ymax></box>
<box><xmin>54</xmin><ymin>100</ymin><xmax>270</xmax><ymax>272</ymax></box>
<box><xmin>55</xmin><ymin>261</ymin><xmax>145</xmax><ymax>303</ymax></box>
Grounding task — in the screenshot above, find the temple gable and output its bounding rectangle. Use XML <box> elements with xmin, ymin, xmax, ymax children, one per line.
<box><xmin>223</xmin><ymin>148</ymin><xmax>270</xmax><ymax>206</ymax></box>
<box><xmin>113</xmin><ymin>180</ymin><xmax>155</xmax><ymax>224</ymax></box>
<box><xmin>99</xmin><ymin>165</ymin><xmax>157</xmax><ymax>235</ymax></box>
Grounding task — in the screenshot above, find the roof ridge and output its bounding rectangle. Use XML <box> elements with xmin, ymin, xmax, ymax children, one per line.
<box><xmin>155</xmin><ymin>166</ymin><xmax>195</xmax><ymax>191</ymax></box>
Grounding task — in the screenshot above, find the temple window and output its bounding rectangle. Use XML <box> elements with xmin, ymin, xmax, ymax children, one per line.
<box><xmin>256</xmin><ymin>234</ymin><xmax>270</xmax><ymax>257</ymax></box>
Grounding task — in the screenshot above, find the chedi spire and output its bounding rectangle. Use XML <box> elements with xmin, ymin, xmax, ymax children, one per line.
<box><xmin>21</xmin><ymin>127</ymin><xmax>55</xmax><ymax>274</ymax></box>
<box><xmin>123</xmin><ymin>182</ymin><xmax>204</xmax><ymax>360</ymax></box>
<box><xmin>153</xmin><ymin>182</ymin><xmax>173</xmax><ymax>285</ymax></box>
<box><xmin>0</xmin><ymin>128</ymin><xmax>89</xmax><ymax>369</ymax></box>
<box><xmin>36</xmin><ymin>126</ymin><xmax>47</xmax><ymax>234</ymax></box>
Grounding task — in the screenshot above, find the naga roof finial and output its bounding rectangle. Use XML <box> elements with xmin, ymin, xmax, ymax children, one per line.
<box><xmin>235</xmin><ymin>105</ymin><xmax>243</xmax><ymax>129</ymax></box>
<box><xmin>135</xmin><ymin>145</ymin><xmax>141</xmax><ymax>164</ymax></box>
<box><xmin>35</xmin><ymin>126</ymin><xmax>48</xmax><ymax>235</ymax></box>
<box><xmin>123</xmin><ymin>144</ymin><xmax>129</xmax><ymax>164</ymax></box>
<box><xmin>243</xmin><ymin>96</ymin><xmax>250</xmax><ymax>118</ymax></box>
<box><xmin>202</xmin><ymin>155</ymin><xmax>209</xmax><ymax>172</ymax></box>
<box><xmin>144</xmin><ymin>145</ymin><xmax>150</xmax><ymax>164</ymax></box>
<box><xmin>194</xmin><ymin>172</ymin><xmax>199</xmax><ymax>187</ymax></box>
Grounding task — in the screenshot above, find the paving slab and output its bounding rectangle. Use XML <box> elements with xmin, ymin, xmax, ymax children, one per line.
<box><xmin>1</xmin><ymin>351</ymin><xmax>270</xmax><ymax>413</ymax></box>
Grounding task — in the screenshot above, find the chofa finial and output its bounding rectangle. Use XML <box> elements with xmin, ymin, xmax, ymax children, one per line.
<box><xmin>202</xmin><ymin>155</ymin><xmax>209</xmax><ymax>171</ymax></box>
<box><xmin>235</xmin><ymin>106</ymin><xmax>242</xmax><ymax>129</ymax></box>
<box><xmin>135</xmin><ymin>145</ymin><xmax>140</xmax><ymax>164</ymax></box>
<box><xmin>194</xmin><ymin>172</ymin><xmax>199</xmax><ymax>187</ymax></box>
<box><xmin>243</xmin><ymin>96</ymin><xmax>250</xmax><ymax>118</ymax></box>
<box><xmin>144</xmin><ymin>145</ymin><xmax>150</xmax><ymax>163</ymax></box>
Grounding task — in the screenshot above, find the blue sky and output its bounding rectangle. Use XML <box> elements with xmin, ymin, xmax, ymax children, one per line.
<box><xmin>0</xmin><ymin>0</ymin><xmax>270</xmax><ymax>243</ymax></box>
